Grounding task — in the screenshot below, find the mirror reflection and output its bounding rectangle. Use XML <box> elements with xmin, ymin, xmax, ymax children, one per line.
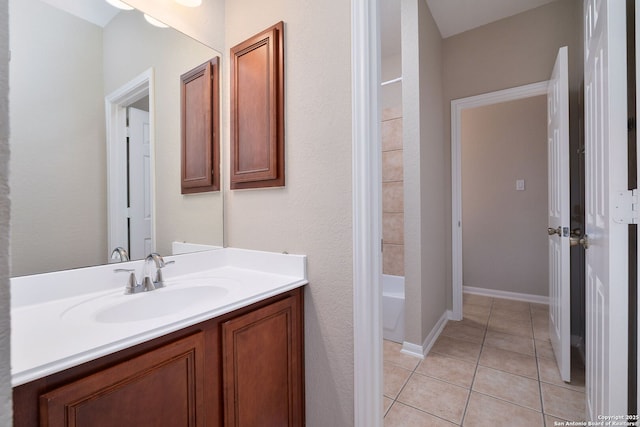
<box><xmin>9</xmin><ymin>0</ymin><xmax>224</xmax><ymax>276</ymax></box>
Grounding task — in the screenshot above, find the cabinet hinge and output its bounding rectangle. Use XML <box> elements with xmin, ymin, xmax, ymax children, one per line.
<box><xmin>613</xmin><ymin>189</ymin><xmax>639</xmax><ymax>224</ymax></box>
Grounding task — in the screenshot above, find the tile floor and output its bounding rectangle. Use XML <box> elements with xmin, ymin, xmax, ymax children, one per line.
<box><xmin>383</xmin><ymin>293</ymin><xmax>586</xmax><ymax>426</ymax></box>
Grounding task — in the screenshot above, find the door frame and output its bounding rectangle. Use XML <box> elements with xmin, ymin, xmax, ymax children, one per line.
<box><xmin>636</xmin><ymin>0</ymin><xmax>640</xmax><ymax>412</ymax></box>
<box><xmin>352</xmin><ymin>0</ymin><xmax>383</xmax><ymax>426</ymax></box>
<box><xmin>105</xmin><ymin>68</ymin><xmax>156</xmax><ymax>257</ymax></box>
<box><xmin>450</xmin><ymin>81</ymin><xmax>549</xmax><ymax>320</ymax></box>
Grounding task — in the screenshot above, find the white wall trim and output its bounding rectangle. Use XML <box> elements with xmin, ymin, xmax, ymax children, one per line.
<box><xmin>105</xmin><ymin>68</ymin><xmax>156</xmax><ymax>258</ymax></box>
<box><xmin>352</xmin><ymin>0</ymin><xmax>382</xmax><ymax>426</ymax></box>
<box><xmin>401</xmin><ymin>310</ymin><xmax>450</xmax><ymax>358</ymax></box>
<box><xmin>400</xmin><ymin>342</ymin><xmax>425</xmax><ymax>359</ymax></box>
<box><xmin>463</xmin><ymin>286</ymin><xmax>549</xmax><ymax>305</ymax></box>
<box><xmin>451</xmin><ymin>80</ymin><xmax>549</xmax><ymax>320</ymax></box>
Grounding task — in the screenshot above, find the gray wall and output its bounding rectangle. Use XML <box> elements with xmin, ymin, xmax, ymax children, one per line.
<box><xmin>402</xmin><ymin>0</ymin><xmax>447</xmax><ymax>348</ymax></box>
<box><xmin>382</xmin><ymin>52</ymin><xmax>402</xmax><ymax>111</ymax></box>
<box><xmin>442</xmin><ymin>0</ymin><xmax>583</xmax><ymax>307</ymax></box>
<box><xmin>461</xmin><ymin>96</ymin><xmax>548</xmax><ymax>296</ymax></box>
<box><xmin>9</xmin><ymin>0</ymin><xmax>106</xmax><ymax>275</ymax></box>
<box><xmin>0</xmin><ymin>0</ymin><xmax>10</xmax><ymax>423</ymax></box>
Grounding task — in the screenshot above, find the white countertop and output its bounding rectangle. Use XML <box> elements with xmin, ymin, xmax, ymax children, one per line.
<box><xmin>11</xmin><ymin>248</ymin><xmax>307</xmax><ymax>387</ymax></box>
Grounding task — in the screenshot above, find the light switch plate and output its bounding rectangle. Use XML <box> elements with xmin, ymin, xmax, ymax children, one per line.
<box><xmin>516</xmin><ymin>179</ymin><xmax>525</xmax><ymax>191</ymax></box>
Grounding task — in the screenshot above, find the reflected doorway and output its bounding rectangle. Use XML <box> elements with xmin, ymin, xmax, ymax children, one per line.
<box><xmin>105</xmin><ymin>69</ymin><xmax>156</xmax><ymax>260</ymax></box>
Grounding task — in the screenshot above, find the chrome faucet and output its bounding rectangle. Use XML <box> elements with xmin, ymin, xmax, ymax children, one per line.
<box><xmin>114</xmin><ymin>253</ymin><xmax>174</xmax><ymax>294</ymax></box>
<box><xmin>110</xmin><ymin>247</ymin><xmax>130</xmax><ymax>262</ymax></box>
<box><xmin>142</xmin><ymin>253</ymin><xmax>174</xmax><ymax>291</ymax></box>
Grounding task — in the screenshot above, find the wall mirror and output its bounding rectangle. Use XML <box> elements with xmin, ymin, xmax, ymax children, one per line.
<box><xmin>9</xmin><ymin>0</ymin><xmax>224</xmax><ymax>276</ymax></box>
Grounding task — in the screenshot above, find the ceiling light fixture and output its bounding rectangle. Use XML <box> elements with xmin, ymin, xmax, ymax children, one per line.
<box><xmin>144</xmin><ymin>14</ymin><xmax>169</xmax><ymax>28</ymax></box>
<box><xmin>175</xmin><ymin>0</ymin><xmax>203</xmax><ymax>7</ymax></box>
<box><xmin>105</xmin><ymin>0</ymin><xmax>134</xmax><ymax>10</ymax></box>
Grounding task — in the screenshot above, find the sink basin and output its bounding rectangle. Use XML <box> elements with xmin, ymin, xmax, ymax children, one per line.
<box><xmin>62</xmin><ymin>285</ymin><xmax>229</xmax><ymax>324</ymax></box>
<box><xmin>96</xmin><ymin>286</ymin><xmax>228</xmax><ymax>323</ymax></box>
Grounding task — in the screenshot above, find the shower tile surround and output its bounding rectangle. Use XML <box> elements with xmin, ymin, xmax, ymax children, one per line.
<box><xmin>383</xmin><ymin>294</ymin><xmax>586</xmax><ymax>426</ymax></box>
<box><xmin>382</xmin><ymin>107</ymin><xmax>404</xmax><ymax>276</ymax></box>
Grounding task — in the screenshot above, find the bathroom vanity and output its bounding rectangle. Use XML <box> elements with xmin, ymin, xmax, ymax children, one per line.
<box><xmin>11</xmin><ymin>248</ymin><xmax>307</xmax><ymax>426</ymax></box>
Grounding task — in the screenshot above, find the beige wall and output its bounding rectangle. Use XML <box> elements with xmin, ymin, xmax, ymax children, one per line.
<box><xmin>443</xmin><ymin>0</ymin><xmax>583</xmax><ymax>307</ymax></box>
<box><xmin>224</xmin><ymin>1</ymin><xmax>353</xmax><ymax>425</ymax></box>
<box><xmin>9</xmin><ymin>0</ymin><xmax>106</xmax><ymax>276</ymax></box>
<box><xmin>461</xmin><ymin>96</ymin><xmax>548</xmax><ymax>296</ymax></box>
<box><xmin>103</xmin><ymin>11</ymin><xmax>223</xmax><ymax>256</ymax></box>
<box><xmin>382</xmin><ymin>52</ymin><xmax>402</xmax><ymax>111</ymax></box>
<box><xmin>402</xmin><ymin>0</ymin><xmax>448</xmax><ymax>347</ymax></box>
<box><xmin>0</xmin><ymin>0</ymin><xmax>10</xmax><ymax>422</ymax></box>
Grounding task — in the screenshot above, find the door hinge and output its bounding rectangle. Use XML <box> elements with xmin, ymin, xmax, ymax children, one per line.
<box><xmin>125</xmin><ymin>126</ymin><xmax>130</xmax><ymax>138</ymax></box>
<box><xmin>613</xmin><ymin>189</ymin><xmax>639</xmax><ymax>224</ymax></box>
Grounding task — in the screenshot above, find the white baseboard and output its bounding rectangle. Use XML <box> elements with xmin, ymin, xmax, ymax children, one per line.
<box><xmin>464</xmin><ymin>286</ymin><xmax>549</xmax><ymax>305</ymax></box>
<box><xmin>401</xmin><ymin>310</ymin><xmax>450</xmax><ymax>359</ymax></box>
<box><xmin>400</xmin><ymin>342</ymin><xmax>425</xmax><ymax>359</ymax></box>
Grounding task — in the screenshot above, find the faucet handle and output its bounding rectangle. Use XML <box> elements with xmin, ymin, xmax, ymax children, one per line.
<box><xmin>114</xmin><ymin>268</ymin><xmax>139</xmax><ymax>294</ymax></box>
<box><xmin>155</xmin><ymin>259</ymin><xmax>175</xmax><ymax>288</ymax></box>
<box><xmin>142</xmin><ymin>275</ymin><xmax>156</xmax><ymax>292</ymax></box>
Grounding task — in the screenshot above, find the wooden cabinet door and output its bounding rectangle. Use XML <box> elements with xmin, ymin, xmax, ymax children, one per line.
<box><xmin>40</xmin><ymin>333</ymin><xmax>206</xmax><ymax>427</ymax></box>
<box><xmin>230</xmin><ymin>22</ymin><xmax>284</xmax><ymax>190</ymax></box>
<box><xmin>221</xmin><ymin>293</ymin><xmax>303</xmax><ymax>426</ymax></box>
<box><xmin>181</xmin><ymin>57</ymin><xmax>220</xmax><ymax>194</ymax></box>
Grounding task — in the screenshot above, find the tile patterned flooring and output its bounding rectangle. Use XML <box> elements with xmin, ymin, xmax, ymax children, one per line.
<box><xmin>383</xmin><ymin>294</ymin><xmax>586</xmax><ymax>426</ymax></box>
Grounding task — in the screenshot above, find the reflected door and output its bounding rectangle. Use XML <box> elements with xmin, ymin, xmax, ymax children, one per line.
<box><xmin>128</xmin><ymin>107</ymin><xmax>153</xmax><ymax>259</ymax></box>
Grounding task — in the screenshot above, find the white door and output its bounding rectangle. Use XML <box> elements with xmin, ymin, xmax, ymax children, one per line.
<box><xmin>584</xmin><ymin>0</ymin><xmax>629</xmax><ymax>419</ymax></box>
<box><xmin>128</xmin><ymin>107</ymin><xmax>153</xmax><ymax>260</ymax></box>
<box><xmin>547</xmin><ymin>46</ymin><xmax>571</xmax><ymax>383</ymax></box>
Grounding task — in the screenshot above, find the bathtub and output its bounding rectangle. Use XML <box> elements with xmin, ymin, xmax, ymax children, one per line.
<box><xmin>382</xmin><ymin>274</ymin><xmax>405</xmax><ymax>343</ymax></box>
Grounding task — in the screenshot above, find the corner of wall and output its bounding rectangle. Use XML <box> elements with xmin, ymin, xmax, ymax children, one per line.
<box><xmin>401</xmin><ymin>0</ymin><xmax>448</xmax><ymax>348</ymax></box>
<box><xmin>0</xmin><ymin>0</ymin><xmax>12</xmax><ymax>423</ymax></box>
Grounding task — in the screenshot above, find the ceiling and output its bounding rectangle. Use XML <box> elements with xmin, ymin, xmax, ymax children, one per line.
<box><xmin>45</xmin><ymin>0</ymin><xmax>558</xmax><ymax>62</ymax></box>
<box><xmin>381</xmin><ymin>0</ymin><xmax>558</xmax><ymax>58</ymax></box>
<box><xmin>40</xmin><ymin>0</ymin><xmax>120</xmax><ymax>27</ymax></box>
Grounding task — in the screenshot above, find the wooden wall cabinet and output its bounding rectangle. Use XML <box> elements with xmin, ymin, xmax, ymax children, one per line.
<box><xmin>14</xmin><ymin>288</ymin><xmax>304</xmax><ymax>427</ymax></box>
<box><xmin>181</xmin><ymin>57</ymin><xmax>220</xmax><ymax>194</ymax></box>
<box><xmin>230</xmin><ymin>22</ymin><xmax>285</xmax><ymax>189</ymax></box>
